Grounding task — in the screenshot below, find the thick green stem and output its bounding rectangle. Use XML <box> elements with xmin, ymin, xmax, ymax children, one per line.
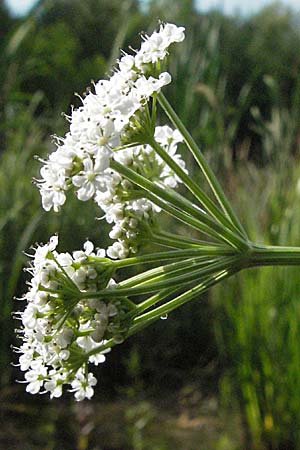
<box><xmin>157</xmin><ymin>92</ymin><xmax>248</xmax><ymax>239</ymax></box>
<box><xmin>111</xmin><ymin>159</ymin><xmax>220</xmax><ymax>233</ymax></box>
<box><xmin>249</xmin><ymin>245</ymin><xmax>300</xmax><ymax>266</ymax></box>
<box><xmin>144</xmin><ymin>189</ymin><xmax>243</xmax><ymax>248</ymax></box>
<box><xmin>148</xmin><ymin>232</ymin><xmax>233</xmax><ymax>250</ymax></box>
<box><xmin>147</xmin><ymin>229</ymin><xmax>209</xmax><ymax>249</ymax></box>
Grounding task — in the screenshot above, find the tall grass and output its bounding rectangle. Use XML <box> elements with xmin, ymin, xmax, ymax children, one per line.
<box><xmin>0</xmin><ymin>93</ymin><xmax>45</xmax><ymax>384</ymax></box>
<box><xmin>213</xmin><ymin>100</ymin><xmax>300</xmax><ymax>448</ymax></box>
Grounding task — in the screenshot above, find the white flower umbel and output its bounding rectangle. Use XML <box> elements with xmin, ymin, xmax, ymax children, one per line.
<box><xmin>36</xmin><ymin>23</ymin><xmax>185</xmax><ymax>254</ymax></box>
<box><xmin>15</xmin><ymin>236</ymin><xmax>133</xmax><ymax>400</ymax></box>
<box><xmin>135</xmin><ymin>23</ymin><xmax>185</xmax><ymax>70</ymax></box>
<box><xmin>94</xmin><ymin>125</ymin><xmax>186</xmax><ymax>258</ymax></box>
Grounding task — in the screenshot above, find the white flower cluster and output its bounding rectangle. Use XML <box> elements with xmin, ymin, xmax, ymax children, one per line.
<box><xmin>98</xmin><ymin>125</ymin><xmax>185</xmax><ymax>258</ymax></box>
<box><xmin>136</xmin><ymin>22</ymin><xmax>185</xmax><ymax>68</ymax></box>
<box><xmin>15</xmin><ymin>236</ymin><xmax>131</xmax><ymax>401</ymax></box>
<box><xmin>37</xmin><ymin>23</ymin><xmax>186</xmax><ymax>258</ymax></box>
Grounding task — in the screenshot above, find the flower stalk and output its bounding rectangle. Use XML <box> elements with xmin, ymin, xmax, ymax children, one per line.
<box><xmin>157</xmin><ymin>92</ymin><xmax>248</xmax><ymax>239</ymax></box>
<box><xmin>110</xmin><ymin>159</ymin><xmax>249</xmax><ymax>250</ymax></box>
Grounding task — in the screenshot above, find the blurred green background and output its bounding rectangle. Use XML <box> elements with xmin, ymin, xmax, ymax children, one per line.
<box><xmin>1</xmin><ymin>0</ymin><xmax>300</xmax><ymax>448</ymax></box>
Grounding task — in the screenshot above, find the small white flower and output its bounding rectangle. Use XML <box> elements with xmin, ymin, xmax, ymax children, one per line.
<box><xmin>135</xmin><ymin>23</ymin><xmax>185</xmax><ymax>68</ymax></box>
<box><xmin>118</xmin><ymin>54</ymin><xmax>135</xmax><ymax>72</ymax></box>
<box><xmin>25</xmin><ymin>364</ymin><xmax>47</xmax><ymax>395</ymax></box>
<box><xmin>44</xmin><ymin>379</ymin><xmax>63</xmax><ymax>399</ymax></box>
<box><xmin>72</xmin><ymin>156</ymin><xmax>109</xmax><ymax>201</ymax></box>
<box><xmin>71</xmin><ymin>370</ymin><xmax>97</xmax><ymax>401</ymax></box>
<box><xmin>53</xmin><ymin>328</ymin><xmax>73</xmax><ymax>349</ymax></box>
<box><xmin>107</xmin><ymin>242</ymin><xmax>129</xmax><ymax>259</ymax></box>
<box><xmin>19</xmin><ymin>349</ymin><xmax>34</xmax><ymax>371</ymax></box>
<box><xmin>22</xmin><ymin>304</ymin><xmax>40</xmax><ymax>330</ymax></box>
<box><xmin>162</xmin><ymin>23</ymin><xmax>185</xmax><ymax>44</ymax></box>
<box><xmin>40</xmin><ymin>187</ymin><xmax>66</xmax><ymax>212</ymax></box>
<box><xmin>154</xmin><ymin>125</ymin><xmax>183</xmax><ymax>147</ymax></box>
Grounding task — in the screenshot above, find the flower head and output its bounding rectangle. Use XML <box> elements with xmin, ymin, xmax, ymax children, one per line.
<box><xmin>37</xmin><ymin>22</ymin><xmax>185</xmax><ymax>213</ymax></box>
<box><xmin>15</xmin><ymin>236</ymin><xmax>133</xmax><ymax>400</ymax></box>
<box><xmin>135</xmin><ymin>23</ymin><xmax>185</xmax><ymax>70</ymax></box>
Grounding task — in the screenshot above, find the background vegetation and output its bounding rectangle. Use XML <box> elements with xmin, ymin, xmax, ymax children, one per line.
<box><xmin>1</xmin><ymin>0</ymin><xmax>300</xmax><ymax>448</ymax></box>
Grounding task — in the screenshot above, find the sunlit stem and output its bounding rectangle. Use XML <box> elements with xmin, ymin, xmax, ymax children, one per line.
<box><xmin>148</xmin><ymin>230</ymin><xmax>227</xmax><ymax>249</ymax></box>
<box><xmin>103</xmin><ymin>246</ymin><xmax>234</xmax><ymax>268</ymax></box>
<box><xmin>80</xmin><ymin>257</ymin><xmax>211</xmax><ymax>299</ymax></box>
<box><xmin>111</xmin><ymin>159</ymin><xmax>249</xmax><ymax>250</ymax></box>
<box><xmin>154</xmin><ymin>229</ymin><xmax>221</xmax><ymax>246</ymax></box>
<box><xmin>122</xmin><ymin>258</ymin><xmax>221</xmax><ymax>291</ymax></box>
<box><xmin>144</xmin><ymin>233</ymin><xmax>204</xmax><ymax>249</ymax></box>
<box><xmin>249</xmin><ymin>245</ymin><xmax>300</xmax><ymax>266</ymax></box>
<box><xmin>128</xmin><ymin>287</ymin><xmax>179</xmax><ymax>317</ymax></box>
<box><xmin>85</xmin><ymin>269</ymin><xmax>235</xmax><ymax>359</ymax></box>
<box><xmin>143</xmin><ymin>189</ymin><xmax>244</xmax><ymax>248</ymax></box>
<box><xmin>128</xmin><ymin>255</ymin><xmax>240</xmax><ymax>292</ymax></box>
<box><xmin>118</xmin><ymin>256</ymin><xmax>213</xmax><ymax>289</ymax></box>
<box><xmin>147</xmin><ymin>135</ymin><xmax>245</xmax><ymax>237</ymax></box>
<box><xmin>81</xmin><ymin>243</ymin><xmax>300</xmax><ymax>360</ymax></box>
<box><xmin>80</xmin><ymin>255</ymin><xmax>242</xmax><ymax>298</ymax></box>
<box><xmin>157</xmin><ymin>92</ymin><xmax>248</xmax><ymax>239</ymax></box>
<box><xmin>132</xmin><ymin>267</ymin><xmax>239</xmax><ymax>327</ymax></box>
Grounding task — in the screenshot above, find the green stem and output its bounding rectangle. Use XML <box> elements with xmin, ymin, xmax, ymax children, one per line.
<box><xmin>154</xmin><ymin>230</ymin><xmax>223</xmax><ymax>248</ymax></box>
<box><xmin>107</xmin><ymin>247</ymin><xmax>219</xmax><ymax>268</ymax></box>
<box><xmin>81</xmin><ymin>255</ymin><xmax>241</xmax><ymax>298</ymax></box>
<box><xmin>118</xmin><ymin>256</ymin><xmax>215</xmax><ymax>289</ymax></box>
<box><xmin>85</xmin><ymin>268</ymin><xmax>234</xmax><ymax>359</ymax></box>
<box><xmin>149</xmin><ymin>232</ymin><xmax>234</xmax><ymax>250</ymax></box>
<box><xmin>111</xmin><ymin>159</ymin><xmax>218</xmax><ymax>231</ymax></box>
<box><xmin>86</xmin><ymin>290</ymin><xmax>179</xmax><ymax>358</ymax></box>
<box><xmin>249</xmin><ymin>245</ymin><xmax>300</xmax><ymax>266</ymax></box>
<box><xmin>111</xmin><ymin>159</ymin><xmax>248</xmax><ymax>249</ymax></box>
<box><xmin>128</xmin><ymin>257</ymin><xmax>226</xmax><ymax>290</ymax></box>
<box><xmin>85</xmin><ymin>266</ymin><xmax>240</xmax><ymax>359</ymax></box>
<box><xmin>130</xmin><ymin>287</ymin><xmax>178</xmax><ymax>316</ymax></box>
<box><xmin>132</xmin><ymin>267</ymin><xmax>239</xmax><ymax>326</ymax></box>
<box><xmin>81</xmin><ymin>245</ymin><xmax>300</xmax><ymax>362</ymax></box>
<box><xmin>148</xmin><ymin>233</ymin><xmax>202</xmax><ymax>249</ymax></box>
<box><xmin>86</xmin><ymin>338</ymin><xmax>116</xmax><ymax>358</ymax></box>
<box><xmin>144</xmin><ymin>189</ymin><xmax>239</xmax><ymax>247</ymax></box>
<box><xmin>157</xmin><ymin>229</ymin><xmax>223</xmax><ymax>251</ymax></box>
<box><xmin>157</xmin><ymin>92</ymin><xmax>248</xmax><ymax>239</ymax></box>
<box><xmin>118</xmin><ymin>246</ymin><xmax>234</xmax><ymax>268</ymax></box>
<box><xmin>148</xmin><ymin>136</ymin><xmax>243</xmax><ymax>236</ymax></box>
